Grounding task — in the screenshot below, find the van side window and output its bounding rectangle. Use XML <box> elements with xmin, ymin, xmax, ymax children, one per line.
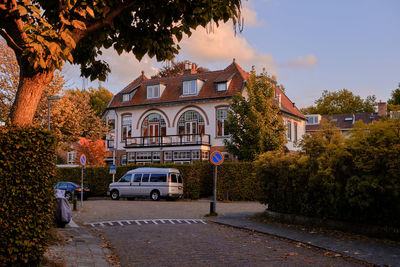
<box><xmin>150</xmin><ymin>173</ymin><xmax>167</xmax><ymax>182</ymax></box>
<box><xmin>142</xmin><ymin>173</ymin><xmax>150</xmax><ymax>182</ymax></box>
<box><xmin>119</xmin><ymin>174</ymin><xmax>131</xmax><ymax>183</ymax></box>
<box><xmin>133</xmin><ymin>173</ymin><xmax>142</xmax><ymax>182</ymax></box>
<box><xmin>171</xmin><ymin>173</ymin><xmax>177</xmax><ymax>183</ymax></box>
<box><xmin>177</xmin><ymin>174</ymin><xmax>183</xmax><ymax>183</ymax></box>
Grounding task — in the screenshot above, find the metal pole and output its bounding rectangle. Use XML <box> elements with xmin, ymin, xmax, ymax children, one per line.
<box><xmin>112</xmin><ymin>149</ymin><xmax>115</xmax><ymax>183</ymax></box>
<box><xmin>213</xmin><ymin>165</ymin><xmax>217</xmax><ymax>213</ymax></box>
<box><xmin>47</xmin><ymin>99</ymin><xmax>51</xmax><ymax>130</ymax></box>
<box><xmin>81</xmin><ymin>166</ymin><xmax>84</xmax><ymax>207</ymax></box>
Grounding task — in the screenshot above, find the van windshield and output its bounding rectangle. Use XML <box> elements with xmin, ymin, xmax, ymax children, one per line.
<box><xmin>119</xmin><ymin>174</ymin><xmax>131</xmax><ymax>183</ymax></box>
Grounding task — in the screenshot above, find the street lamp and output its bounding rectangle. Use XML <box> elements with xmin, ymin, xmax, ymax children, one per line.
<box><xmin>47</xmin><ymin>95</ymin><xmax>61</xmax><ymax>130</ymax></box>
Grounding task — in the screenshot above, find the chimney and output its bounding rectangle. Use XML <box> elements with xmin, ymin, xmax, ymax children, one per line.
<box><xmin>378</xmin><ymin>102</ymin><xmax>387</xmax><ymax>117</ymax></box>
<box><xmin>184</xmin><ymin>60</ymin><xmax>197</xmax><ymax>75</ymax></box>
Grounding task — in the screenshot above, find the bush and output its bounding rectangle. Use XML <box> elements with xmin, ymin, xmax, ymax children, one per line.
<box><xmin>0</xmin><ymin>127</ymin><xmax>56</xmax><ymax>266</ymax></box>
<box><xmin>55</xmin><ymin>162</ymin><xmax>260</xmax><ymax>201</ymax></box>
<box><xmin>256</xmin><ymin>119</ymin><xmax>400</xmax><ymax>227</ymax></box>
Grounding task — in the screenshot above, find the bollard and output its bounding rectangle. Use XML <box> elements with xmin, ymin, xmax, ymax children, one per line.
<box><xmin>73</xmin><ymin>195</ymin><xmax>77</xmax><ymax>211</ymax></box>
<box><xmin>210</xmin><ymin>201</ymin><xmax>215</xmax><ymax>214</ymax></box>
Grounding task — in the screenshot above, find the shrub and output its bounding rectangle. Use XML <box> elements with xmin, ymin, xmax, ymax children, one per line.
<box><xmin>256</xmin><ymin>119</ymin><xmax>400</xmax><ymax>227</ymax></box>
<box><xmin>55</xmin><ymin>162</ymin><xmax>259</xmax><ymax>200</ymax></box>
<box><xmin>0</xmin><ymin>127</ymin><xmax>56</xmax><ymax>266</ymax></box>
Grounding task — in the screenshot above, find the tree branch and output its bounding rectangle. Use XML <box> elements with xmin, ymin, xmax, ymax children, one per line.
<box><xmin>72</xmin><ymin>0</ymin><xmax>137</xmax><ymax>43</ymax></box>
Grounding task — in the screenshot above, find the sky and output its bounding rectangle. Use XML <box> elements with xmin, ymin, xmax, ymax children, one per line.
<box><xmin>62</xmin><ymin>0</ymin><xmax>400</xmax><ymax>109</ymax></box>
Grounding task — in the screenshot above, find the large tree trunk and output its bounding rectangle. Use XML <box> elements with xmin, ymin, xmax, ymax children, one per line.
<box><xmin>9</xmin><ymin>69</ymin><xmax>53</xmax><ymax>127</ymax></box>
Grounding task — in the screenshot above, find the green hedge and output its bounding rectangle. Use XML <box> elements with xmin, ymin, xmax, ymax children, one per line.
<box><xmin>55</xmin><ymin>162</ymin><xmax>260</xmax><ymax>200</ymax></box>
<box><xmin>256</xmin><ymin>119</ymin><xmax>400</xmax><ymax>228</ymax></box>
<box><xmin>0</xmin><ymin>127</ymin><xmax>56</xmax><ymax>266</ymax></box>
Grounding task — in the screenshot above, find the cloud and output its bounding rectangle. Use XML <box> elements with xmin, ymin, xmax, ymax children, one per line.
<box><xmin>242</xmin><ymin>5</ymin><xmax>264</xmax><ymax>27</ymax></box>
<box><xmin>179</xmin><ymin>22</ymin><xmax>279</xmax><ymax>75</ymax></box>
<box><xmin>281</xmin><ymin>54</ymin><xmax>319</xmax><ymax>68</ymax></box>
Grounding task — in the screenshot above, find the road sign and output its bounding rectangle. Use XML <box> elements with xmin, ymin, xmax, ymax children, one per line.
<box><xmin>80</xmin><ymin>154</ymin><xmax>86</xmax><ymax>166</ymax></box>
<box><xmin>109</xmin><ymin>164</ymin><xmax>116</xmax><ymax>174</ymax></box>
<box><xmin>210</xmin><ymin>151</ymin><xmax>224</xmax><ymax>166</ymax></box>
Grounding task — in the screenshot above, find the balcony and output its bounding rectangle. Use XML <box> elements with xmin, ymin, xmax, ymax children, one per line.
<box><xmin>125</xmin><ymin>134</ymin><xmax>211</xmax><ymax>148</ymax></box>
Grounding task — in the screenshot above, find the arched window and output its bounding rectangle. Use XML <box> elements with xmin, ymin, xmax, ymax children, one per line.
<box><xmin>141</xmin><ymin>113</ymin><xmax>167</xmax><ymax>137</ymax></box>
<box><xmin>177</xmin><ymin>110</ymin><xmax>205</xmax><ymax>135</ymax></box>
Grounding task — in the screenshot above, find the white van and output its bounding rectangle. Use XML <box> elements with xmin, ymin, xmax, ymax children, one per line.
<box><xmin>107</xmin><ymin>168</ymin><xmax>183</xmax><ymax>201</ymax></box>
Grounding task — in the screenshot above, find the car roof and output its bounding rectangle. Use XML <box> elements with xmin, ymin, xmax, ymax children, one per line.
<box><xmin>59</xmin><ymin>181</ymin><xmax>79</xmax><ymax>187</ymax></box>
<box><xmin>127</xmin><ymin>167</ymin><xmax>180</xmax><ymax>173</ymax></box>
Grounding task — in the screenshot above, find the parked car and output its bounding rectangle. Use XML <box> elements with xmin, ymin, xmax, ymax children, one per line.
<box><xmin>55</xmin><ymin>181</ymin><xmax>91</xmax><ymax>200</ymax></box>
<box><xmin>107</xmin><ymin>168</ymin><xmax>183</xmax><ymax>201</ymax></box>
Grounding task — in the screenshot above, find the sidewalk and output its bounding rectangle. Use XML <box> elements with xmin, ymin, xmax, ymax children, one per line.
<box><xmin>44</xmin><ymin>219</ymin><xmax>115</xmax><ymax>267</ymax></box>
<box><xmin>209</xmin><ymin>213</ymin><xmax>400</xmax><ymax>267</ymax></box>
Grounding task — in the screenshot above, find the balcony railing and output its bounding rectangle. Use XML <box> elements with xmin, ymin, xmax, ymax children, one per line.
<box><xmin>125</xmin><ymin>134</ymin><xmax>211</xmax><ymax>148</ymax></box>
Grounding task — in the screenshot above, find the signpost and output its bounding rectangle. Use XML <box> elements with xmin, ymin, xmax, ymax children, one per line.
<box><xmin>109</xmin><ymin>147</ymin><xmax>117</xmax><ymax>182</ymax></box>
<box><xmin>79</xmin><ymin>154</ymin><xmax>86</xmax><ymax>207</ymax></box>
<box><xmin>210</xmin><ymin>151</ymin><xmax>224</xmax><ymax>214</ymax></box>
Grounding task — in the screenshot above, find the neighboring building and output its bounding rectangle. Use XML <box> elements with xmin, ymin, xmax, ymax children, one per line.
<box><xmin>305</xmin><ymin>102</ymin><xmax>387</xmax><ymax>135</ymax></box>
<box><xmin>103</xmin><ymin>60</ymin><xmax>306</xmax><ymax>165</ymax></box>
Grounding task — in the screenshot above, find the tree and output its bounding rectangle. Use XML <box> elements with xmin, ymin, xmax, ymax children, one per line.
<box><xmin>388</xmin><ymin>83</ymin><xmax>400</xmax><ymax>112</ymax></box>
<box><xmin>88</xmin><ymin>86</ymin><xmax>113</xmax><ymax>117</ymax></box>
<box><xmin>224</xmin><ymin>69</ymin><xmax>285</xmax><ymax>161</ymax></box>
<box><xmin>301</xmin><ymin>89</ymin><xmax>376</xmax><ymax>115</ymax></box>
<box><xmin>0</xmin><ymin>0</ymin><xmax>243</xmax><ymax>126</ymax></box>
<box><xmin>51</xmin><ymin>89</ymin><xmax>108</xmax><ymax>147</ymax></box>
<box><xmin>0</xmin><ymin>38</ymin><xmax>64</xmax><ymax>124</ymax></box>
<box><xmin>151</xmin><ymin>60</ymin><xmax>209</xmax><ymax>78</ymax></box>
<box><xmin>76</xmin><ymin>137</ymin><xmax>108</xmax><ymax>166</ymax></box>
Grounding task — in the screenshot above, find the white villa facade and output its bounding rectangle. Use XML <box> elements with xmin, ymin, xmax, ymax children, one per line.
<box><xmin>103</xmin><ymin>60</ymin><xmax>306</xmax><ymax>165</ymax></box>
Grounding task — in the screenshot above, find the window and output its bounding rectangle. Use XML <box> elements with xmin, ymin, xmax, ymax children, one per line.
<box><xmin>119</xmin><ymin>174</ymin><xmax>131</xmax><ymax>182</ymax></box>
<box><xmin>147</xmin><ymin>85</ymin><xmax>160</xmax><ymax>99</ymax></box>
<box><xmin>170</xmin><ymin>173</ymin><xmax>178</xmax><ymax>183</ymax></box>
<box><xmin>216</xmin><ymin>82</ymin><xmax>227</xmax><ymax>92</ymax></box>
<box><xmin>150</xmin><ymin>173</ymin><xmax>167</xmax><ymax>183</ymax></box>
<box><xmin>294</xmin><ymin>122</ymin><xmax>298</xmax><ymax>142</ymax></box>
<box><xmin>67</xmin><ymin>151</ymin><xmax>76</xmax><ymax>164</ymax></box>
<box><xmin>216</xmin><ymin>108</ymin><xmax>229</xmax><ymax>137</ymax></box>
<box><xmin>142</xmin><ymin>173</ymin><xmax>150</xmax><ymax>182</ymax></box>
<box><xmin>141</xmin><ymin>113</ymin><xmax>167</xmax><ymax>137</ymax></box>
<box><xmin>121</xmin><ymin>154</ymin><xmax>127</xmax><ymax>165</ymax></box>
<box><xmin>177</xmin><ymin>174</ymin><xmax>183</xmax><ymax>184</ymax></box>
<box><xmin>177</xmin><ymin>110</ymin><xmax>205</xmax><ymax>135</ymax></box>
<box><xmin>183</xmin><ymin>80</ymin><xmax>197</xmax><ymax>95</ymax></box>
<box><xmin>173</xmin><ymin>151</ymin><xmax>191</xmax><ymax>160</ymax></box>
<box><xmin>122</xmin><ymin>94</ymin><xmax>130</xmax><ymax>102</ymax></box>
<box><xmin>307</xmin><ymin>117</ymin><xmax>314</xmax><ymax>124</ymax></box>
<box><xmin>287</xmin><ymin>121</ymin><xmax>292</xmax><ymax>141</ymax></box>
<box><xmin>164</xmin><ymin>151</ymin><xmax>172</xmax><ymax>161</ymax></box>
<box><xmin>133</xmin><ymin>173</ymin><xmax>142</xmax><ymax>182</ymax></box>
<box><xmin>121</xmin><ymin>114</ymin><xmax>132</xmax><ymax>141</ymax></box>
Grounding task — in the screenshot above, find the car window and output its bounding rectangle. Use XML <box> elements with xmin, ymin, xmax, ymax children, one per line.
<box><xmin>142</xmin><ymin>173</ymin><xmax>150</xmax><ymax>182</ymax></box>
<box><xmin>133</xmin><ymin>173</ymin><xmax>142</xmax><ymax>182</ymax></box>
<box><xmin>170</xmin><ymin>173</ymin><xmax>177</xmax><ymax>183</ymax></box>
<box><xmin>177</xmin><ymin>174</ymin><xmax>183</xmax><ymax>184</ymax></box>
<box><xmin>58</xmin><ymin>182</ymin><xmax>67</xmax><ymax>189</ymax></box>
<box><xmin>119</xmin><ymin>174</ymin><xmax>132</xmax><ymax>183</ymax></box>
<box><xmin>150</xmin><ymin>173</ymin><xmax>167</xmax><ymax>183</ymax></box>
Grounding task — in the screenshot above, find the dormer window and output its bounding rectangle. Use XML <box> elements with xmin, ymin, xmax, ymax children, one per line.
<box><xmin>305</xmin><ymin>115</ymin><xmax>321</xmax><ymax>125</ymax></box>
<box><xmin>216</xmin><ymin>82</ymin><xmax>227</xmax><ymax>92</ymax></box>
<box><xmin>182</xmin><ymin>79</ymin><xmax>203</xmax><ymax>96</ymax></box>
<box><xmin>122</xmin><ymin>94</ymin><xmax>130</xmax><ymax>102</ymax></box>
<box><xmin>183</xmin><ymin>80</ymin><xmax>197</xmax><ymax>95</ymax></box>
<box><xmin>147</xmin><ymin>84</ymin><xmax>165</xmax><ymax>99</ymax></box>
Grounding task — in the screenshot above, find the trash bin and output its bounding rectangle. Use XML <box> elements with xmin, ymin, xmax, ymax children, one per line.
<box><xmin>54</xmin><ymin>189</ymin><xmax>72</xmax><ymax>228</ymax></box>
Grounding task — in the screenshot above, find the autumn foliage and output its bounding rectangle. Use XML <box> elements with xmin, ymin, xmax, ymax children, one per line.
<box><xmin>75</xmin><ymin>137</ymin><xmax>108</xmax><ymax>166</ymax></box>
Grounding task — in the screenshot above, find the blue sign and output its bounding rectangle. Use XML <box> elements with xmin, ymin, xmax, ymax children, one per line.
<box><xmin>110</xmin><ymin>164</ymin><xmax>116</xmax><ymax>170</ymax></box>
<box><xmin>210</xmin><ymin>151</ymin><xmax>224</xmax><ymax>166</ymax></box>
<box><xmin>80</xmin><ymin>154</ymin><xmax>86</xmax><ymax>166</ymax></box>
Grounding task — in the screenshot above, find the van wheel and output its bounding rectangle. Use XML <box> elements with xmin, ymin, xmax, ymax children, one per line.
<box><xmin>150</xmin><ymin>190</ymin><xmax>160</xmax><ymax>201</ymax></box>
<box><xmin>111</xmin><ymin>190</ymin><xmax>120</xmax><ymax>200</ymax></box>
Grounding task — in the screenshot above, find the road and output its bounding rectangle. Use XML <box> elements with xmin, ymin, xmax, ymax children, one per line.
<box><xmin>73</xmin><ymin>199</ymin><xmax>365</xmax><ymax>267</ymax></box>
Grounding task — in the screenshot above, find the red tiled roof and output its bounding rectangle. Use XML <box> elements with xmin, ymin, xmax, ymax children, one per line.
<box><xmin>107</xmin><ymin>61</ymin><xmax>305</xmax><ymax>120</ymax></box>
